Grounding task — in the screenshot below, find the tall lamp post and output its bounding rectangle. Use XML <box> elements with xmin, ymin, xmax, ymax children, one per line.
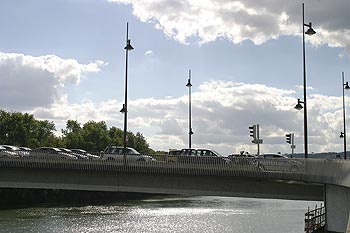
<box><xmin>294</xmin><ymin>3</ymin><xmax>316</xmax><ymax>159</ymax></box>
<box><xmin>121</xmin><ymin>22</ymin><xmax>134</xmax><ymax>155</ymax></box>
<box><xmin>340</xmin><ymin>72</ymin><xmax>349</xmax><ymax>160</ymax></box>
<box><xmin>186</xmin><ymin>70</ymin><xmax>194</xmax><ymax>148</ymax></box>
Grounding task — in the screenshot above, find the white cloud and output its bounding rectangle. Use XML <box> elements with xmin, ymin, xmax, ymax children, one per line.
<box><xmin>14</xmin><ymin>79</ymin><xmax>345</xmax><ymax>156</ymax></box>
<box><xmin>109</xmin><ymin>0</ymin><xmax>350</xmax><ymax>48</ymax></box>
<box><xmin>144</xmin><ymin>50</ymin><xmax>154</xmax><ymax>55</ymax></box>
<box><xmin>0</xmin><ymin>52</ymin><xmax>106</xmax><ymax>110</ymax></box>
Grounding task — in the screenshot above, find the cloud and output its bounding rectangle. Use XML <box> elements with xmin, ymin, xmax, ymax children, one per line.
<box><xmin>109</xmin><ymin>0</ymin><xmax>350</xmax><ymax>48</ymax></box>
<box><xmin>144</xmin><ymin>50</ymin><xmax>154</xmax><ymax>55</ymax></box>
<box><xmin>16</xmin><ymin>80</ymin><xmax>344</xmax><ymax>155</ymax></box>
<box><xmin>0</xmin><ymin>52</ymin><xmax>106</xmax><ymax>110</ymax></box>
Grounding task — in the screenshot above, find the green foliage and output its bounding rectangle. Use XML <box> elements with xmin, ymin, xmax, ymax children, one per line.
<box><xmin>0</xmin><ymin>110</ymin><xmax>56</xmax><ymax>148</ymax></box>
<box><xmin>80</xmin><ymin>121</ymin><xmax>110</xmax><ymax>152</ymax></box>
<box><xmin>0</xmin><ymin>109</ymin><xmax>154</xmax><ymax>153</ymax></box>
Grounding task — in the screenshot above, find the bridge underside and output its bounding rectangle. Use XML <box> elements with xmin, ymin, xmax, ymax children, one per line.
<box><xmin>0</xmin><ymin>167</ymin><xmax>323</xmax><ymax>201</ymax></box>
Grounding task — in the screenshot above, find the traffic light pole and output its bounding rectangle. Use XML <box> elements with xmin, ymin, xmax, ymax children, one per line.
<box><xmin>286</xmin><ymin>133</ymin><xmax>295</xmax><ymax>158</ymax></box>
<box><xmin>249</xmin><ymin>124</ymin><xmax>262</xmax><ymax>156</ymax></box>
<box><xmin>257</xmin><ymin>124</ymin><xmax>260</xmax><ymax>156</ymax></box>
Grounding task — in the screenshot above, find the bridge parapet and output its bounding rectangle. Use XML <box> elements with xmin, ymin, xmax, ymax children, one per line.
<box><xmin>0</xmin><ymin>154</ymin><xmax>350</xmax><ymax>188</ymax></box>
<box><xmin>0</xmin><ymin>155</ymin><xmax>334</xmax><ymax>182</ymax></box>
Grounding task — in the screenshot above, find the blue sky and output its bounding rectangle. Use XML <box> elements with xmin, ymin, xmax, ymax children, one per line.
<box><xmin>0</xmin><ymin>0</ymin><xmax>350</xmax><ymax>155</ymax></box>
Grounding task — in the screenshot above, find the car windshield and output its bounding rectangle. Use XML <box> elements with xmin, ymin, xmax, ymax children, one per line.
<box><xmin>197</xmin><ymin>149</ymin><xmax>221</xmax><ymax>157</ymax></box>
<box><xmin>60</xmin><ymin>148</ymin><xmax>72</xmax><ymax>153</ymax></box>
<box><xmin>105</xmin><ymin>146</ymin><xmax>140</xmax><ymax>154</ymax></box>
<box><xmin>50</xmin><ymin>148</ymin><xmax>61</xmax><ymax>152</ymax></box>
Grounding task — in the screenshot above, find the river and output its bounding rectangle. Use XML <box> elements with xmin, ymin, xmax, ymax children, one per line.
<box><xmin>0</xmin><ymin>196</ymin><xmax>321</xmax><ymax>233</ymax></box>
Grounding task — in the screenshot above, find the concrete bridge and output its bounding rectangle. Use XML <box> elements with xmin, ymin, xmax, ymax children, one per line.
<box><xmin>0</xmin><ymin>155</ymin><xmax>350</xmax><ymax>232</ymax></box>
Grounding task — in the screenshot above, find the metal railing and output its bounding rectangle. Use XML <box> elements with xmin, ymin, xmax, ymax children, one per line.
<box><xmin>0</xmin><ymin>151</ymin><xmax>306</xmax><ymax>178</ymax></box>
<box><xmin>304</xmin><ymin>204</ymin><xmax>326</xmax><ymax>232</ymax></box>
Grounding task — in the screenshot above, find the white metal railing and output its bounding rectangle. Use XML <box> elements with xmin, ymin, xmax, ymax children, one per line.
<box><xmin>1</xmin><ymin>151</ymin><xmax>350</xmax><ymax>187</ymax></box>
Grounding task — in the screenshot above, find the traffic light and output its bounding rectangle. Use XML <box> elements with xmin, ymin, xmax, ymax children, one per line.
<box><xmin>286</xmin><ymin>133</ymin><xmax>292</xmax><ymax>144</ymax></box>
<box><xmin>249</xmin><ymin>125</ymin><xmax>257</xmax><ymax>139</ymax></box>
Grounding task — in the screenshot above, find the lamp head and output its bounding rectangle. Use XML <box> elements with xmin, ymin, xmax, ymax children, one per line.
<box><xmin>120</xmin><ymin>104</ymin><xmax>126</xmax><ymax>113</ymax></box>
<box><xmin>305</xmin><ymin>22</ymin><xmax>316</xmax><ymax>35</ymax></box>
<box><xmin>124</xmin><ymin>39</ymin><xmax>134</xmax><ymax>50</ymax></box>
<box><xmin>186</xmin><ymin>79</ymin><xmax>192</xmax><ymax>87</ymax></box>
<box><xmin>345</xmin><ymin>82</ymin><xmax>350</xmax><ymax>90</ymax></box>
<box><xmin>340</xmin><ymin>132</ymin><xmax>345</xmax><ymax>138</ymax></box>
<box><xmin>294</xmin><ymin>99</ymin><xmax>304</xmax><ymax>110</ymax></box>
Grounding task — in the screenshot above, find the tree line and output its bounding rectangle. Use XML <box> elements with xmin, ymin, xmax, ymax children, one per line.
<box><xmin>0</xmin><ymin>110</ymin><xmax>155</xmax><ymax>154</ymax></box>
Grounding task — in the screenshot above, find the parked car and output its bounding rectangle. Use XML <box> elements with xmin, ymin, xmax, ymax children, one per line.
<box><xmin>71</xmin><ymin>149</ymin><xmax>100</xmax><ymax>160</ymax></box>
<box><xmin>0</xmin><ymin>145</ymin><xmax>22</xmax><ymax>157</ymax></box>
<box><xmin>254</xmin><ymin>153</ymin><xmax>301</xmax><ymax>172</ymax></box>
<box><xmin>168</xmin><ymin>148</ymin><xmax>230</xmax><ymax>164</ymax></box>
<box><xmin>168</xmin><ymin>149</ymin><xmax>182</xmax><ymax>155</ymax></box>
<box><xmin>101</xmin><ymin>146</ymin><xmax>155</xmax><ymax>162</ymax></box>
<box><xmin>59</xmin><ymin>148</ymin><xmax>89</xmax><ymax>159</ymax></box>
<box><xmin>228</xmin><ymin>151</ymin><xmax>257</xmax><ymax>159</ymax></box>
<box><xmin>227</xmin><ymin>151</ymin><xmax>258</xmax><ymax>167</ymax></box>
<box><xmin>30</xmin><ymin>147</ymin><xmax>78</xmax><ymax>159</ymax></box>
<box><xmin>0</xmin><ymin>145</ymin><xmax>18</xmax><ymax>157</ymax></box>
<box><xmin>18</xmin><ymin>147</ymin><xmax>32</xmax><ymax>156</ymax></box>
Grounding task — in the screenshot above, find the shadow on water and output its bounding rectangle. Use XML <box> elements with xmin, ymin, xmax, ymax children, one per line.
<box><xmin>0</xmin><ymin>188</ymin><xmax>163</xmax><ymax>210</ymax></box>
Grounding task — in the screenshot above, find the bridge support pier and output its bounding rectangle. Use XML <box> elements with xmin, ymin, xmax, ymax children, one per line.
<box><xmin>325</xmin><ymin>184</ymin><xmax>350</xmax><ymax>233</ymax></box>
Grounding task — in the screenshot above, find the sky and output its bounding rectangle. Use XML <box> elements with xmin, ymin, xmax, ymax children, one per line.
<box><xmin>0</xmin><ymin>0</ymin><xmax>349</xmax><ymax>155</ymax></box>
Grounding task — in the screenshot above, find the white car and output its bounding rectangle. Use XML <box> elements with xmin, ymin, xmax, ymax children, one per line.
<box><xmin>101</xmin><ymin>146</ymin><xmax>155</xmax><ymax>162</ymax></box>
<box><xmin>71</xmin><ymin>149</ymin><xmax>100</xmax><ymax>160</ymax></box>
<box><xmin>254</xmin><ymin>153</ymin><xmax>301</xmax><ymax>172</ymax></box>
<box><xmin>30</xmin><ymin>147</ymin><xmax>78</xmax><ymax>160</ymax></box>
<box><xmin>168</xmin><ymin>148</ymin><xmax>230</xmax><ymax>164</ymax></box>
<box><xmin>0</xmin><ymin>145</ymin><xmax>22</xmax><ymax>157</ymax></box>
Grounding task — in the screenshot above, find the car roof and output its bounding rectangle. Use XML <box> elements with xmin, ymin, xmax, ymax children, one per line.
<box><xmin>263</xmin><ymin>153</ymin><xmax>288</xmax><ymax>158</ymax></box>
<box><xmin>0</xmin><ymin>145</ymin><xmax>20</xmax><ymax>150</ymax></box>
<box><xmin>19</xmin><ymin>147</ymin><xmax>31</xmax><ymax>151</ymax></box>
<box><xmin>71</xmin><ymin>149</ymin><xmax>86</xmax><ymax>152</ymax></box>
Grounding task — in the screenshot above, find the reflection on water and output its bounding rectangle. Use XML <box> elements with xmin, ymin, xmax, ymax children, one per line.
<box><xmin>0</xmin><ymin>196</ymin><xmax>320</xmax><ymax>233</ymax></box>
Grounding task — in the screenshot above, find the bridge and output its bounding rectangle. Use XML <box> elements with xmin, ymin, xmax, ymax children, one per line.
<box><xmin>0</xmin><ymin>155</ymin><xmax>350</xmax><ymax>232</ymax></box>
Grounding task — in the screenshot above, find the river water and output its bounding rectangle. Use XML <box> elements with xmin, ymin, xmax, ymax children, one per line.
<box><xmin>0</xmin><ymin>196</ymin><xmax>321</xmax><ymax>233</ymax></box>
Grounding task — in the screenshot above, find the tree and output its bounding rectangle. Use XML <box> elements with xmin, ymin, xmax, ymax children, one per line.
<box><xmin>80</xmin><ymin>121</ymin><xmax>111</xmax><ymax>152</ymax></box>
<box><xmin>133</xmin><ymin>132</ymin><xmax>154</xmax><ymax>154</ymax></box>
<box><xmin>108</xmin><ymin>126</ymin><xmax>124</xmax><ymax>146</ymax></box>
<box><xmin>61</xmin><ymin>120</ymin><xmax>82</xmax><ymax>149</ymax></box>
<box><xmin>0</xmin><ymin>109</ymin><xmax>155</xmax><ymax>153</ymax></box>
<box><xmin>0</xmin><ymin>110</ymin><xmax>56</xmax><ymax>148</ymax></box>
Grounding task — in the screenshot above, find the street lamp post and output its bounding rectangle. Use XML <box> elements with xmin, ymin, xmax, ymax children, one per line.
<box><xmin>340</xmin><ymin>72</ymin><xmax>350</xmax><ymax>159</ymax></box>
<box><xmin>186</xmin><ymin>70</ymin><xmax>193</xmax><ymax>148</ymax></box>
<box><xmin>121</xmin><ymin>22</ymin><xmax>134</xmax><ymax>157</ymax></box>
<box><xmin>294</xmin><ymin>3</ymin><xmax>316</xmax><ymax>159</ymax></box>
